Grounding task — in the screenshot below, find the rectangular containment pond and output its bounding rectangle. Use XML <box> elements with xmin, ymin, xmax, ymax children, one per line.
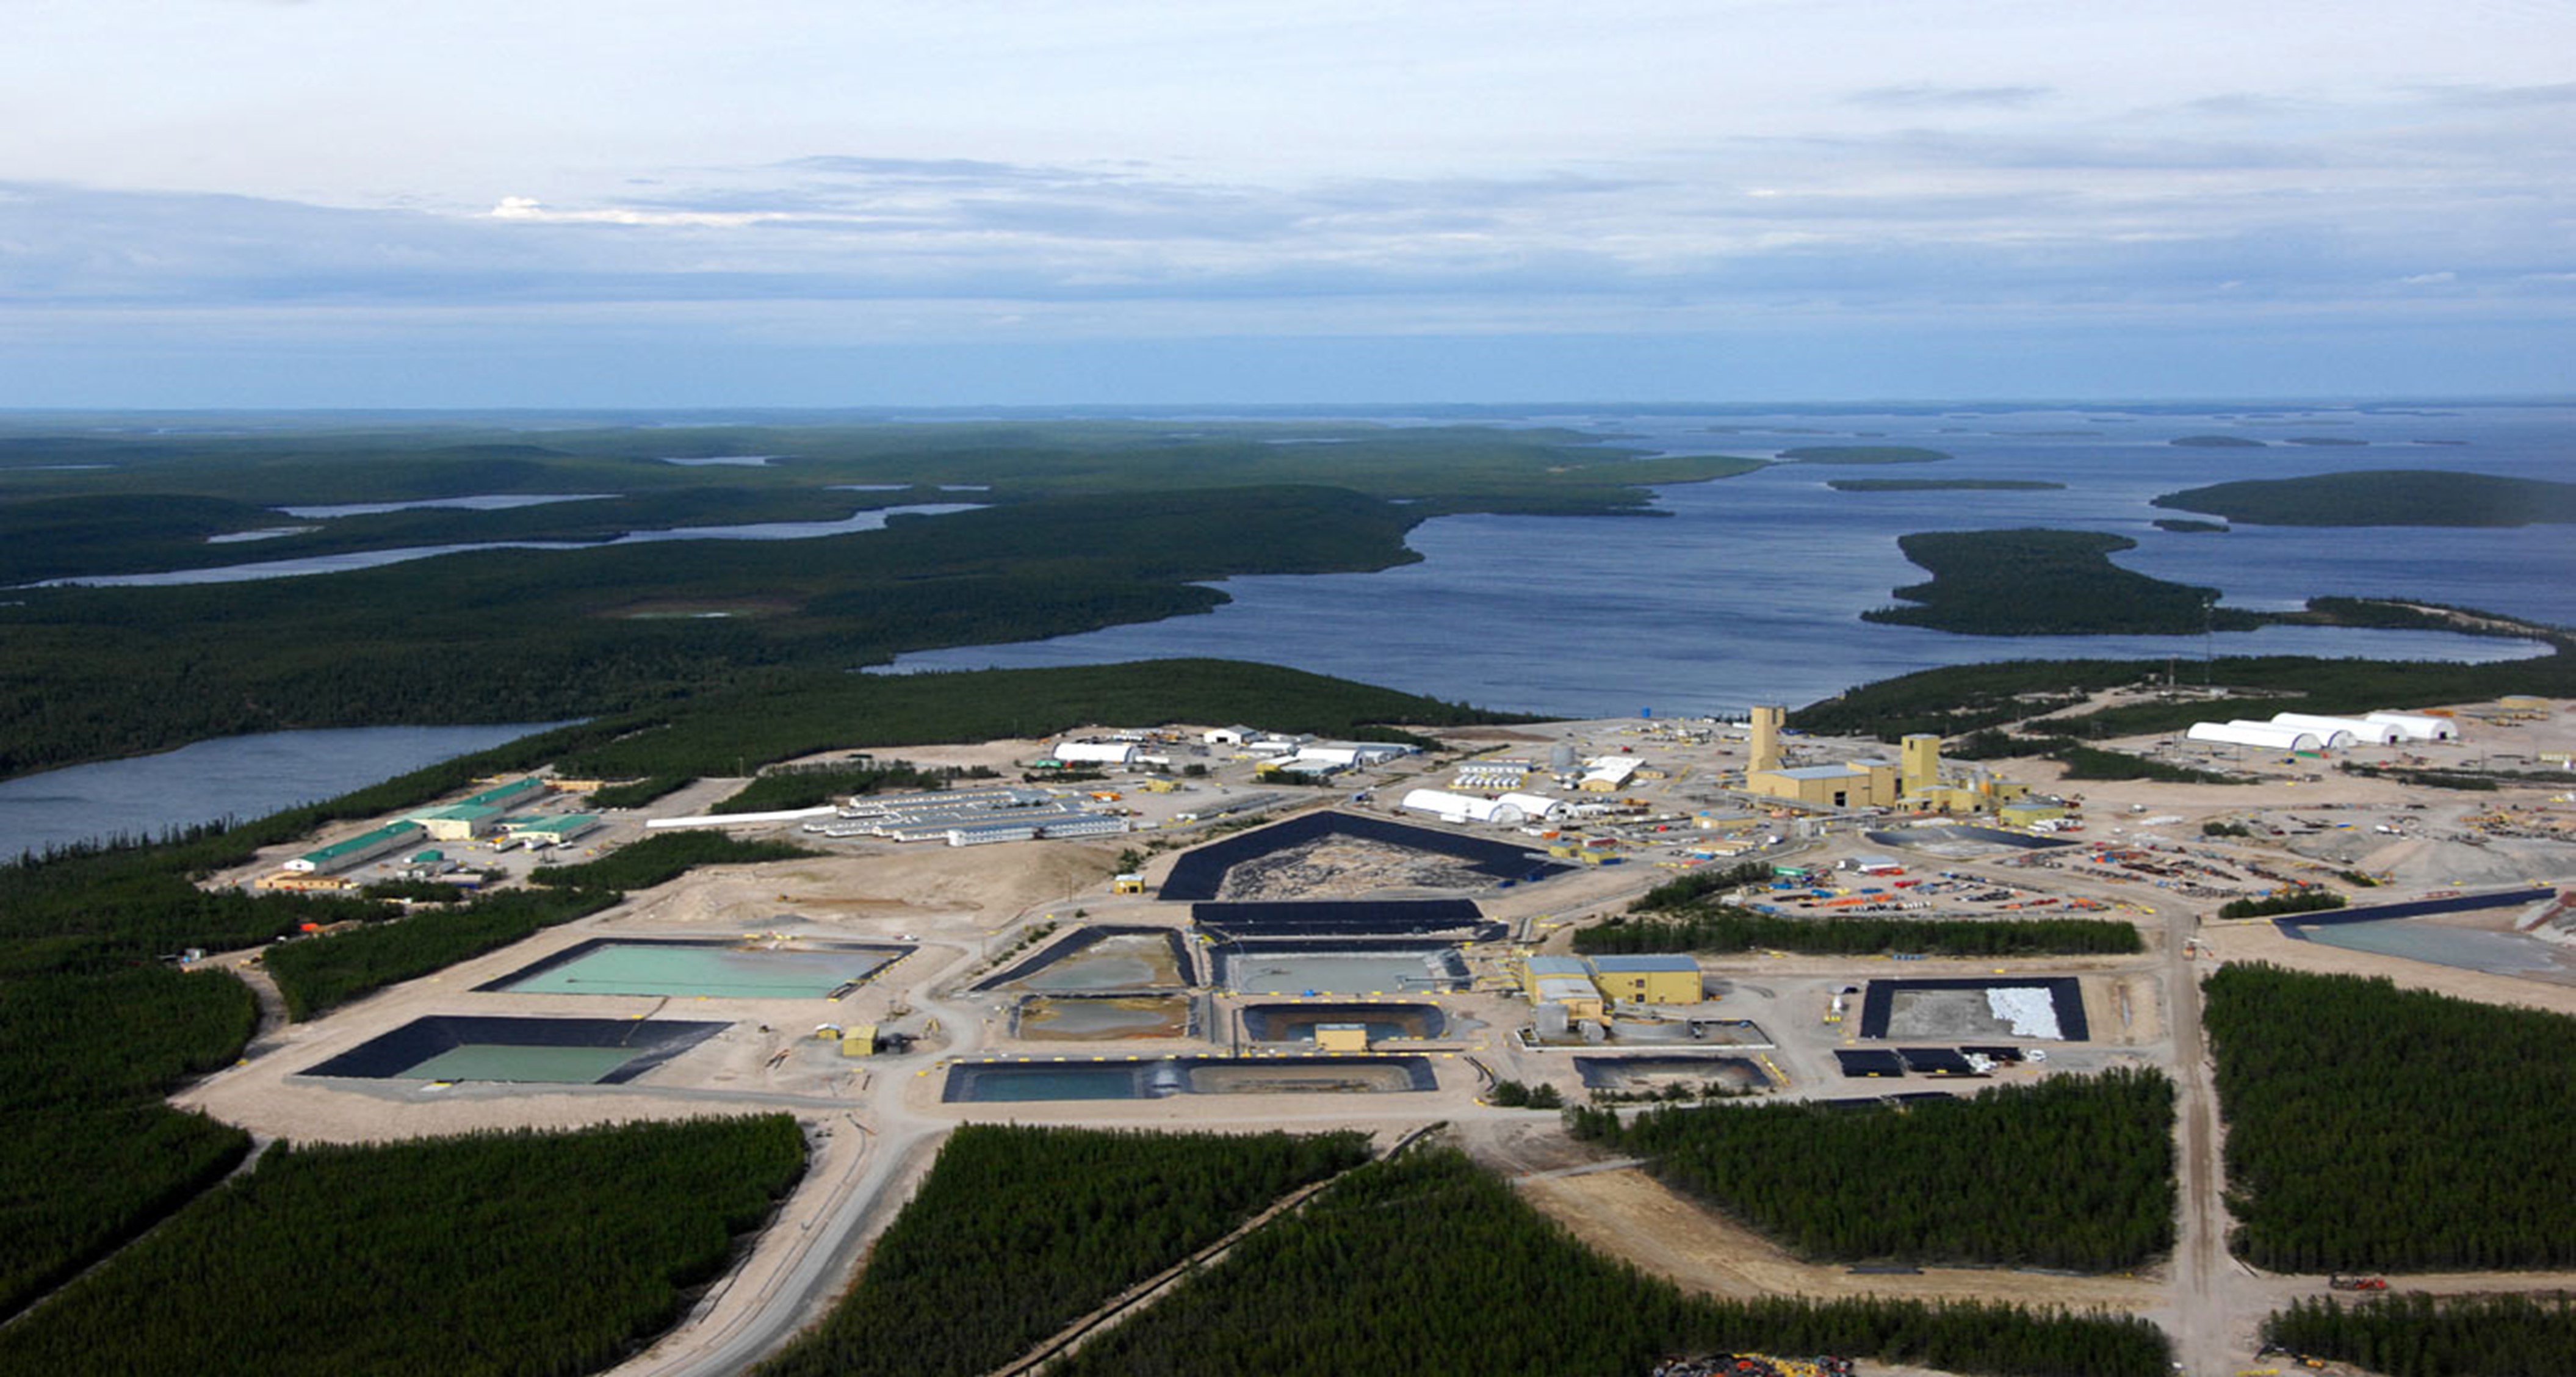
<box><xmin>942</xmin><ymin>1054</ymin><xmax>1438</xmax><ymax>1102</ymax></box>
<box><xmin>1014</xmin><ymin>994</ymin><xmax>1197</xmax><ymax>1041</ymax></box>
<box><xmin>1211</xmin><ymin>941</ymin><xmax>1468</xmax><ymax>996</ymax></box>
<box><xmin>1574</xmin><ymin>1055</ymin><xmax>1772</xmax><ymax>1093</ymax></box>
<box><xmin>1859</xmin><ymin>977</ymin><xmax>2089</xmax><ymax>1041</ymax></box>
<box><xmin>973</xmin><ymin>927</ymin><xmax>1195</xmax><ymax>994</ymax></box>
<box><xmin>480</xmin><ymin>938</ymin><xmax>910</xmax><ymax>998</ymax></box>
<box><xmin>1238</xmin><ymin>1002</ymin><xmax>1445</xmax><ymax>1043</ymax></box>
<box><xmin>2293</xmin><ymin>917</ymin><xmax>2575</xmax><ymax>981</ymax></box>
<box><xmin>302</xmin><ymin>1016</ymin><xmax>728</xmax><ymax>1084</ymax></box>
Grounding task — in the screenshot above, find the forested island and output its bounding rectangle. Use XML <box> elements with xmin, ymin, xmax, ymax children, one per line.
<box><xmin>1861</xmin><ymin>529</ymin><xmax>2261</xmax><ymax>635</ymax></box>
<box><xmin>2153</xmin><ymin>469</ymin><xmax>2576</xmax><ymax>527</ymax></box>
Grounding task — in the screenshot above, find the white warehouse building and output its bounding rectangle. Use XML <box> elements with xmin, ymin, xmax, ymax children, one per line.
<box><xmin>1400</xmin><ymin>788</ymin><xmax>1562</xmax><ymax>827</ymax></box>
<box><xmin>1050</xmin><ymin>740</ymin><xmax>1140</xmax><ymax>767</ymax></box>
<box><xmin>2187</xmin><ymin>721</ymin><xmax>2325</xmax><ymax>753</ymax></box>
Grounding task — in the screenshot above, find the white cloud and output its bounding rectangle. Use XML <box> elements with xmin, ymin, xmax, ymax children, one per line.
<box><xmin>485</xmin><ymin>197</ymin><xmax>795</xmax><ymax>228</ymax></box>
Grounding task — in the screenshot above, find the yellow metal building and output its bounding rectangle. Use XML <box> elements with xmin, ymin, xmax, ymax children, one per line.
<box><xmin>1740</xmin><ymin>709</ymin><xmax>2025</xmax><ymax>814</ymax></box>
<box><xmin>1587</xmin><ymin>955</ymin><xmax>1704</xmax><ymax>1005</ymax></box>
<box><xmin>1520</xmin><ymin>955</ymin><xmax>1607</xmax><ymax>1023</ymax></box>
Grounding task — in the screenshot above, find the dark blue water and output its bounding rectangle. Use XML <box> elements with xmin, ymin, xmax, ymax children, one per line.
<box><xmin>893</xmin><ymin>403</ymin><xmax>2575</xmax><ymax>715</ymax></box>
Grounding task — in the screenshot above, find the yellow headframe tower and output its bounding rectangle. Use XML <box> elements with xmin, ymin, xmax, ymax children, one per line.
<box><xmin>1900</xmin><ymin>734</ymin><xmax>1941</xmax><ymax>795</ymax></box>
<box><xmin>1748</xmin><ymin>704</ymin><xmax>1785</xmax><ymax>773</ymax></box>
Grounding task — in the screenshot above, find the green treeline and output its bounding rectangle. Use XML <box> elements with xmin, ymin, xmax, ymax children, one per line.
<box><xmin>1576</xmin><ymin>907</ymin><xmax>2143</xmax><ymax>958</ymax></box>
<box><xmin>2053</xmin><ymin>745</ymin><xmax>2248</xmax><ymax>783</ymax></box>
<box><xmin>554</xmin><ymin>658</ymin><xmax>1509</xmax><ymax>781</ymax></box>
<box><xmin>1584</xmin><ymin>870</ymin><xmax>2141</xmax><ymax>958</ymax></box>
<box><xmin>1863</xmin><ymin>529</ymin><xmax>2258</xmax><ymax>636</ymax></box>
<box><xmin>2154</xmin><ymin>469</ymin><xmax>2576</xmax><ymax>527</ymax></box>
<box><xmin>0</xmin><ymin>966</ymin><xmax>256</xmax><ymax>1320</ymax></box>
<box><xmin>2265</xmin><ymin>1291</ymin><xmax>2576</xmax><ymax>1377</ymax></box>
<box><xmin>0</xmin><ymin>1116</ymin><xmax>809</xmax><ymax>1377</ymax></box>
<box><xmin>585</xmin><ymin>775</ymin><xmax>696</xmax><ymax>808</ymax></box>
<box><xmin>262</xmin><ymin>887</ymin><xmax>619</xmax><ymax>1021</ymax></box>
<box><xmin>2217</xmin><ymin>889</ymin><xmax>2345</xmax><ymax>919</ymax></box>
<box><xmin>2204</xmin><ymin>964</ymin><xmax>2576</xmax><ymax>1270</ymax></box>
<box><xmin>753</xmin><ymin>1124</ymin><xmax>1373</xmax><ymax>1377</ymax></box>
<box><xmin>1051</xmin><ymin>1146</ymin><xmax>2173</xmax><ymax>1377</ymax></box>
<box><xmin>527</xmin><ymin>831</ymin><xmax>815</xmax><ymax>891</ymax></box>
<box><xmin>1630</xmin><ymin>861</ymin><xmax>1778</xmax><ymax>911</ymax></box>
<box><xmin>710</xmin><ymin>761</ymin><xmax>973</xmax><ymax>814</ymax></box>
<box><xmin>1567</xmin><ymin>1068</ymin><xmax>2176</xmax><ymax>1271</ymax></box>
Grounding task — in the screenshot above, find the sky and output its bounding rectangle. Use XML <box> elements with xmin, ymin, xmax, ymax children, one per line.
<box><xmin>3</xmin><ymin>0</ymin><xmax>2571</xmax><ymax>408</ymax></box>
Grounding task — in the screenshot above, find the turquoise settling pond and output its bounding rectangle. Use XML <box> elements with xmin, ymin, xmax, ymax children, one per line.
<box><xmin>303</xmin><ymin>1016</ymin><xmax>729</xmax><ymax>1085</ymax></box>
<box><xmin>483</xmin><ymin>939</ymin><xmax>906</xmax><ymax>999</ymax></box>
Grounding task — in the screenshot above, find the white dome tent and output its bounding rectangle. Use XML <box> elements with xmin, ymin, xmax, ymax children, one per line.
<box><xmin>2187</xmin><ymin>721</ymin><xmax>2325</xmax><ymax>753</ymax></box>
<box><xmin>2268</xmin><ymin>712</ymin><xmax>2398</xmax><ymax>746</ymax></box>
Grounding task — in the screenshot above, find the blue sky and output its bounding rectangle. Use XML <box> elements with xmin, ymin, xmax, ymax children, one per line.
<box><xmin>4</xmin><ymin>0</ymin><xmax>2571</xmax><ymax>407</ymax></box>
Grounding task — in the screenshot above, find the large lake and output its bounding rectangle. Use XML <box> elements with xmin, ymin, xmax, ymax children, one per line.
<box><xmin>893</xmin><ymin>403</ymin><xmax>2575</xmax><ymax>715</ymax></box>
<box><xmin>0</xmin><ymin>723</ymin><xmax>568</xmax><ymax>861</ymax></box>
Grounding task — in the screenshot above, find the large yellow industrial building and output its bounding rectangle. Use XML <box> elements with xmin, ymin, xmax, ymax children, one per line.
<box><xmin>1738</xmin><ymin>706</ymin><xmax>2026</xmax><ymax>813</ymax></box>
<box><xmin>1519</xmin><ymin>952</ymin><xmax>1704</xmax><ymax>1021</ymax></box>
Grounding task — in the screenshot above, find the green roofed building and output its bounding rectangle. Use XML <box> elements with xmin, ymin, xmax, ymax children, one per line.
<box><xmin>457</xmin><ymin>776</ymin><xmax>547</xmax><ymax>811</ymax></box>
<box><xmin>502</xmin><ymin>814</ymin><xmax>601</xmax><ymax>848</ymax></box>
<box><xmin>287</xmin><ymin>822</ymin><xmax>424</xmax><ymax>875</ymax></box>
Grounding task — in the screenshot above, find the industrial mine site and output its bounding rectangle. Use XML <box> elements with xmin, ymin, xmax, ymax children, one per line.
<box><xmin>167</xmin><ymin>694</ymin><xmax>2576</xmax><ymax>1377</ymax></box>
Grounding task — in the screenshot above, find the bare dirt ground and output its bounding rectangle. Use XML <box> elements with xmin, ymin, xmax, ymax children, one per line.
<box><xmin>1510</xmin><ymin>1163</ymin><xmax>2163</xmax><ymax>1310</ymax></box>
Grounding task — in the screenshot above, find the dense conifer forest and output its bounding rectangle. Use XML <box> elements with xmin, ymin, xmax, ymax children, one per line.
<box><xmin>0</xmin><ymin>966</ymin><xmax>256</xmax><ymax>1318</ymax></box>
<box><xmin>2265</xmin><ymin>1291</ymin><xmax>2576</xmax><ymax>1377</ymax></box>
<box><xmin>1050</xmin><ymin>1146</ymin><xmax>2173</xmax><ymax>1377</ymax></box>
<box><xmin>0</xmin><ymin>1116</ymin><xmax>808</xmax><ymax>1376</ymax></box>
<box><xmin>262</xmin><ymin>886</ymin><xmax>620</xmax><ymax>1019</ymax></box>
<box><xmin>2153</xmin><ymin>469</ymin><xmax>2576</xmax><ymax>527</ymax></box>
<box><xmin>1863</xmin><ymin>529</ymin><xmax>2256</xmax><ymax>635</ymax></box>
<box><xmin>753</xmin><ymin>1124</ymin><xmax>1374</xmax><ymax>1377</ymax></box>
<box><xmin>1567</xmin><ymin>1068</ymin><xmax>2176</xmax><ymax>1271</ymax></box>
<box><xmin>2203</xmin><ymin>964</ymin><xmax>2576</xmax><ymax>1270</ymax></box>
